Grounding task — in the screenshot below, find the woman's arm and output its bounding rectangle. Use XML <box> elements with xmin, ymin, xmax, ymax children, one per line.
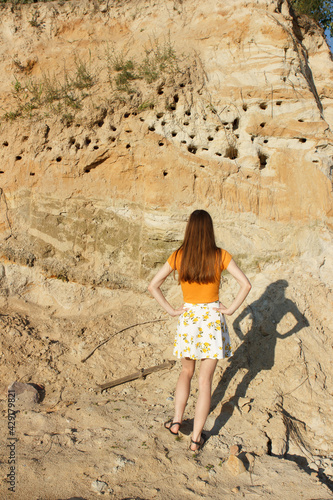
<box><xmin>148</xmin><ymin>262</ymin><xmax>188</xmax><ymax>317</ymax></box>
<box><xmin>214</xmin><ymin>259</ymin><xmax>251</xmax><ymax>316</ymax></box>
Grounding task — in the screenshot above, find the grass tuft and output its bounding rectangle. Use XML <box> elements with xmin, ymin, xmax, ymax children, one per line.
<box><xmin>3</xmin><ymin>54</ymin><xmax>96</xmax><ymax>121</ymax></box>
<box><xmin>3</xmin><ymin>37</ymin><xmax>185</xmax><ymax>122</ymax></box>
<box><xmin>106</xmin><ymin>37</ymin><xmax>180</xmax><ymax>93</ymax></box>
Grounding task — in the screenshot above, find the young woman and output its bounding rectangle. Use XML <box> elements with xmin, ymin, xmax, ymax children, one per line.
<box><xmin>148</xmin><ymin>210</ymin><xmax>251</xmax><ymax>452</ymax></box>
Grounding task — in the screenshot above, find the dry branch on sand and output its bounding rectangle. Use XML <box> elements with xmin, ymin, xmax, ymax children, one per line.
<box><xmin>94</xmin><ymin>360</ymin><xmax>176</xmax><ymax>392</ymax></box>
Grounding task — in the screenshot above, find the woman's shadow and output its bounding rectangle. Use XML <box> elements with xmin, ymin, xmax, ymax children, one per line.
<box><xmin>210</xmin><ymin>279</ymin><xmax>309</xmax><ymax>435</ymax></box>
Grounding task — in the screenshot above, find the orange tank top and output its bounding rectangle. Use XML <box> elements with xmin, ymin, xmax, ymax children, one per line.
<box><xmin>167</xmin><ymin>248</ymin><xmax>232</xmax><ymax>304</ymax></box>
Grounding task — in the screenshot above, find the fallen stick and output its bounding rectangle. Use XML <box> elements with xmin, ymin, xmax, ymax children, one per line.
<box><xmin>81</xmin><ymin>318</ymin><xmax>166</xmax><ymax>363</ymax></box>
<box><xmin>94</xmin><ymin>360</ymin><xmax>176</xmax><ymax>392</ymax></box>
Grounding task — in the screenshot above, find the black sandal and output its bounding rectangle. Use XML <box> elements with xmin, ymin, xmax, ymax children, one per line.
<box><xmin>164</xmin><ymin>420</ymin><xmax>181</xmax><ymax>436</ymax></box>
<box><xmin>189</xmin><ymin>433</ymin><xmax>207</xmax><ymax>452</ymax></box>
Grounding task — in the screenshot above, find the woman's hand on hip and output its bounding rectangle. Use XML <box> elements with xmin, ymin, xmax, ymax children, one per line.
<box><xmin>170</xmin><ymin>306</ymin><xmax>189</xmax><ymax>317</ymax></box>
<box><xmin>213</xmin><ymin>302</ymin><xmax>233</xmax><ymax>316</ymax></box>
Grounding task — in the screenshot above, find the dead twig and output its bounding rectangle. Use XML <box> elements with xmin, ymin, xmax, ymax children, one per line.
<box><xmin>95</xmin><ymin>360</ymin><xmax>176</xmax><ymax>392</ymax></box>
<box><xmin>81</xmin><ymin>318</ymin><xmax>166</xmax><ymax>363</ymax></box>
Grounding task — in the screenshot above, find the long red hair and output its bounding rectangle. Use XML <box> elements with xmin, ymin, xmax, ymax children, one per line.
<box><xmin>175</xmin><ymin>210</ymin><xmax>221</xmax><ymax>284</ymax></box>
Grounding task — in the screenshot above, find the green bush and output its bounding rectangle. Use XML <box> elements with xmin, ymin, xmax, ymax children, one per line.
<box><xmin>291</xmin><ymin>0</ymin><xmax>333</xmax><ymax>37</ymax></box>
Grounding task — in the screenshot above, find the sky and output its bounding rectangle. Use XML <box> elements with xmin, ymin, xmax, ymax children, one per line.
<box><xmin>325</xmin><ymin>28</ymin><xmax>333</xmax><ymax>52</ymax></box>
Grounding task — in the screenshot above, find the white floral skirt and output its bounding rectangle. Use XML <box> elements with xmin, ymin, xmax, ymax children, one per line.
<box><xmin>173</xmin><ymin>301</ymin><xmax>233</xmax><ymax>360</ymax></box>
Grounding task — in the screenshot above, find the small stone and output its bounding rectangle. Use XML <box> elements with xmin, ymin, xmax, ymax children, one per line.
<box><xmin>324</xmin><ymin>466</ymin><xmax>333</xmax><ymax>476</ymax></box>
<box><xmin>225</xmin><ymin>455</ymin><xmax>247</xmax><ymax>476</ymax></box>
<box><xmin>91</xmin><ymin>479</ymin><xmax>108</xmax><ymax>493</ymax></box>
<box><xmin>166</xmin><ymin>396</ymin><xmax>174</xmax><ymax>401</ymax></box>
<box><xmin>230</xmin><ymin>445</ymin><xmax>240</xmax><ymax>455</ymax></box>
<box><xmin>245</xmin><ymin>452</ymin><xmax>255</xmax><ymax>470</ymax></box>
<box><xmin>238</xmin><ymin>397</ymin><xmax>251</xmax><ymax>407</ymax></box>
<box><xmin>8</xmin><ymin>381</ymin><xmax>40</xmax><ymax>408</ymax></box>
<box><xmin>231</xmin><ymin>486</ymin><xmax>240</xmax><ymax>493</ymax></box>
<box><xmin>116</xmin><ymin>455</ymin><xmax>135</xmax><ymax>467</ymax></box>
<box><xmin>8</xmin><ymin>327</ymin><xmax>22</xmax><ymax>338</ymax></box>
<box><xmin>271</xmin><ymin>438</ymin><xmax>287</xmax><ymax>456</ymax></box>
<box><xmin>138</xmin><ymin>341</ymin><xmax>148</xmax><ymax>347</ymax></box>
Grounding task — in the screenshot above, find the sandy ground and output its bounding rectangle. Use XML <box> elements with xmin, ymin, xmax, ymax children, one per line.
<box><xmin>0</xmin><ymin>280</ymin><xmax>332</xmax><ymax>500</ymax></box>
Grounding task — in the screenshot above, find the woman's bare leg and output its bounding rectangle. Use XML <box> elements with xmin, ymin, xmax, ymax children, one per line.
<box><xmin>190</xmin><ymin>358</ymin><xmax>218</xmax><ymax>450</ymax></box>
<box><xmin>165</xmin><ymin>357</ymin><xmax>195</xmax><ymax>433</ymax></box>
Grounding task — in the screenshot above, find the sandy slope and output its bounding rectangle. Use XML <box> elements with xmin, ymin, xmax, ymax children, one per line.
<box><xmin>0</xmin><ymin>261</ymin><xmax>332</xmax><ymax>499</ymax></box>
